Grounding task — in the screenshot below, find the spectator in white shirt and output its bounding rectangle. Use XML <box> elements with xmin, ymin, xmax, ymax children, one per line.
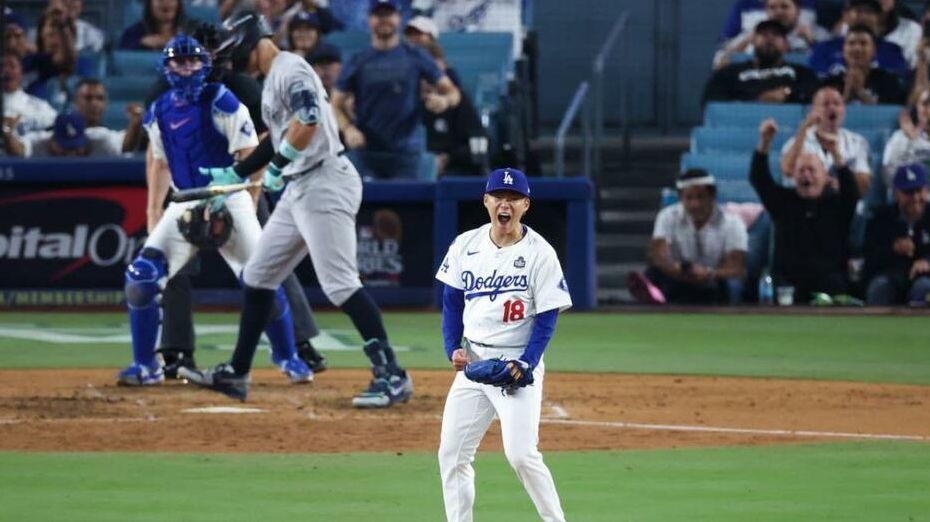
<box><xmin>63</xmin><ymin>0</ymin><xmax>105</xmax><ymax>53</ymax></box>
<box><xmin>781</xmin><ymin>85</ymin><xmax>873</xmax><ymax>195</ymax></box>
<box><xmin>3</xmin><ymin>111</ymin><xmax>121</xmax><ymax>158</ymax></box>
<box><xmin>72</xmin><ymin>78</ymin><xmax>145</xmax><ymax>153</ymax></box>
<box><xmin>883</xmin><ymin>88</ymin><xmax>930</xmax><ymax>191</ymax></box>
<box><xmin>1</xmin><ymin>53</ymin><xmax>57</xmax><ymax>135</ymax></box>
<box><xmin>628</xmin><ymin>169</ymin><xmax>749</xmax><ymax>305</ymax></box>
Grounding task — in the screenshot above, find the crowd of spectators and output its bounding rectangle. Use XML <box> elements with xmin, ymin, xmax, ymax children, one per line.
<box><xmin>0</xmin><ymin>0</ymin><xmax>505</xmax><ymax>179</ymax></box>
<box><xmin>632</xmin><ymin>0</ymin><xmax>930</xmax><ymax>308</ymax></box>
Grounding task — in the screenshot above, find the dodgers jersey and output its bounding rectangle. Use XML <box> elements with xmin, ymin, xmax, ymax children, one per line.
<box><xmin>436</xmin><ymin>224</ymin><xmax>572</xmax><ymax>347</ymax></box>
<box><xmin>261</xmin><ymin>51</ymin><xmax>344</xmax><ymax>175</ymax></box>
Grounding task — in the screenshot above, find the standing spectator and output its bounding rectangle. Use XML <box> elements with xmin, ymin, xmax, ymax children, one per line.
<box><xmin>754</xmin><ymin>119</ymin><xmax>860</xmax><ymax>303</ymax></box>
<box><xmin>628</xmin><ymin>169</ymin><xmax>748</xmax><ymax>305</ymax></box>
<box><xmin>704</xmin><ymin>20</ymin><xmax>820</xmax><ymax>106</ymax></box>
<box><xmin>715</xmin><ymin>0</ymin><xmax>829</xmax><ymax>69</ymax></box>
<box><xmin>412</xmin><ymin>37</ymin><xmax>487</xmax><ymax>176</ymax></box>
<box><xmin>332</xmin><ymin>0</ymin><xmax>461</xmax><ymax>180</ymax></box>
<box><xmin>884</xmin><ymin>89</ymin><xmax>930</xmax><ymax>190</ymax></box>
<box><xmin>119</xmin><ymin>0</ymin><xmax>185</xmax><ymax>50</ymax></box>
<box><xmin>781</xmin><ymin>86</ymin><xmax>873</xmax><ymax>196</ymax></box>
<box><xmin>1</xmin><ymin>53</ymin><xmax>57</xmax><ymax>135</ymax></box>
<box><xmin>404</xmin><ymin>15</ymin><xmax>439</xmax><ymax>47</ymax></box>
<box><xmin>863</xmin><ymin>164</ymin><xmax>930</xmax><ymax>305</ymax></box>
<box><xmin>719</xmin><ymin>0</ymin><xmax>818</xmax><ymax>42</ymax></box>
<box><xmin>2</xmin><ymin>111</ymin><xmax>121</xmax><ymax>157</ymax></box>
<box><xmin>73</xmin><ymin>79</ymin><xmax>145</xmax><ymax>153</ymax></box>
<box><xmin>286</xmin><ymin>11</ymin><xmax>323</xmax><ymax>57</ymax></box>
<box><xmin>809</xmin><ymin>0</ymin><xmax>909</xmax><ymax>78</ymax></box>
<box><xmin>821</xmin><ymin>25</ymin><xmax>906</xmax><ymax>104</ymax></box>
<box><xmin>308</xmin><ymin>42</ymin><xmax>342</xmax><ymax>96</ymax></box>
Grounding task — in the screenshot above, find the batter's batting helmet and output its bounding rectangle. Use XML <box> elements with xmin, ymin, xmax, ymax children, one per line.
<box><xmin>216</xmin><ymin>10</ymin><xmax>273</xmax><ymax>72</ymax></box>
<box><xmin>177</xmin><ymin>200</ymin><xmax>234</xmax><ymax>250</ymax></box>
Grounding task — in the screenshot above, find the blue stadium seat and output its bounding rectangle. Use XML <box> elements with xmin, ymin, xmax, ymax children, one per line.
<box><xmin>704</xmin><ymin>102</ymin><xmax>805</xmax><ymax>128</ymax></box>
<box><xmin>323</xmin><ymin>31</ymin><xmax>370</xmax><ymax>62</ymax></box>
<box><xmin>111</xmin><ymin>50</ymin><xmax>161</xmax><ymax>76</ymax></box>
<box><xmin>841</xmin><ymin>104</ymin><xmax>902</xmax><ymax>130</ymax></box>
<box><xmin>186</xmin><ymin>5</ymin><xmax>221</xmax><ymax>24</ymax></box>
<box><xmin>691</xmin><ymin>126</ymin><xmax>792</xmax><ymax>154</ymax></box>
<box><xmin>104</xmin><ymin>76</ymin><xmax>156</xmax><ymax>102</ymax></box>
<box><xmin>681</xmin><ymin>152</ymin><xmax>752</xmax><ymax>180</ymax></box>
<box><xmin>715</xmin><ymin>179</ymin><xmax>760</xmax><ymax>203</ymax></box>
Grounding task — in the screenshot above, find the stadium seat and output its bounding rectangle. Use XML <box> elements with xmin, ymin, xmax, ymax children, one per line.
<box><xmin>324</xmin><ymin>30</ymin><xmax>370</xmax><ymax>61</ymax></box>
<box><xmin>840</xmin><ymin>104</ymin><xmax>903</xmax><ymax>130</ymax></box>
<box><xmin>704</xmin><ymin>102</ymin><xmax>805</xmax><ymax>128</ymax></box>
<box><xmin>186</xmin><ymin>5</ymin><xmax>220</xmax><ymax>24</ymax></box>
<box><xmin>681</xmin><ymin>152</ymin><xmax>752</xmax><ymax>180</ymax></box>
<box><xmin>102</xmin><ymin>101</ymin><xmax>131</xmax><ymax>131</ymax></box>
<box><xmin>715</xmin><ymin>179</ymin><xmax>760</xmax><ymax>203</ymax></box>
<box><xmin>104</xmin><ymin>76</ymin><xmax>157</xmax><ymax>102</ymax></box>
<box><xmin>726</xmin><ymin>52</ymin><xmax>810</xmax><ymax>67</ymax></box>
<box><xmin>691</xmin><ymin>126</ymin><xmax>792</xmax><ymax>154</ymax></box>
<box><xmin>111</xmin><ymin>50</ymin><xmax>161</xmax><ymax>76</ymax></box>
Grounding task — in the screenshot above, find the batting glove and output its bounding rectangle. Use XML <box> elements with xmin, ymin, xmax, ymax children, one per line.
<box><xmin>263</xmin><ymin>165</ymin><xmax>285</xmax><ymax>192</ymax></box>
<box><xmin>207</xmin><ymin>194</ymin><xmax>227</xmax><ymax>214</ymax></box>
<box><xmin>199</xmin><ymin>166</ymin><xmax>243</xmax><ymax>186</ymax></box>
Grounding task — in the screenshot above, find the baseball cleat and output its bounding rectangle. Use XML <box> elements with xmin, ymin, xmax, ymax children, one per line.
<box><xmin>352</xmin><ymin>367</ymin><xmax>414</xmax><ymax>408</ymax></box>
<box><xmin>296</xmin><ymin>341</ymin><xmax>328</xmax><ymax>373</ymax></box>
<box><xmin>117</xmin><ymin>362</ymin><xmax>165</xmax><ymax>386</ymax></box>
<box><xmin>178</xmin><ymin>363</ymin><xmax>250</xmax><ymax>401</ymax></box>
<box><xmin>276</xmin><ymin>355</ymin><xmax>314</xmax><ymax>384</ymax></box>
<box><xmin>158</xmin><ymin>350</ymin><xmax>197</xmax><ymax>380</ymax></box>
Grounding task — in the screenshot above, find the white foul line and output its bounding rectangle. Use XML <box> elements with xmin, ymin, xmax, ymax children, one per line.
<box><xmin>540</xmin><ymin>418</ymin><xmax>930</xmax><ymax>442</ymax></box>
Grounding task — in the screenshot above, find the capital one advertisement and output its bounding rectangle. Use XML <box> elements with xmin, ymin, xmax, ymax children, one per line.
<box><xmin>0</xmin><ymin>187</ymin><xmax>434</xmax><ymax>306</ymax></box>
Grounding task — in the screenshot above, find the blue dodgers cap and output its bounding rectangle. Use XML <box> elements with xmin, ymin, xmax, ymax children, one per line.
<box><xmin>486</xmin><ymin>168</ymin><xmax>530</xmax><ymax>198</ymax></box>
<box><xmin>52</xmin><ymin>112</ymin><xmax>88</xmax><ymax>150</ymax></box>
<box><xmin>290</xmin><ymin>10</ymin><xmax>321</xmax><ymax>28</ymax></box>
<box><xmin>369</xmin><ymin>0</ymin><xmax>401</xmax><ymax>13</ymax></box>
<box><xmin>894</xmin><ymin>164</ymin><xmax>929</xmax><ymax>191</ymax></box>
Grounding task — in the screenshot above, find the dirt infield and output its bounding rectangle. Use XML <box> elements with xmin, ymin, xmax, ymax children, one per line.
<box><xmin>0</xmin><ymin>369</ymin><xmax>927</xmax><ymax>453</ymax></box>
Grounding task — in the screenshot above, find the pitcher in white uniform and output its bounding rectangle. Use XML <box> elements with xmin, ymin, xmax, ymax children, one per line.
<box><xmin>435</xmin><ymin>168</ymin><xmax>572</xmax><ymax>522</ymax></box>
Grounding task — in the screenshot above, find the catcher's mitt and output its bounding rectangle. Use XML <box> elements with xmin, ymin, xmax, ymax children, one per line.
<box><xmin>177</xmin><ymin>199</ymin><xmax>233</xmax><ymax>250</ymax></box>
<box><xmin>464</xmin><ymin>358</ymin><xmax>534</xmax><ymax>390</ymax></box>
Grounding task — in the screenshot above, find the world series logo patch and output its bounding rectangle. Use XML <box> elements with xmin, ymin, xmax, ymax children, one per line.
<box><xmin>514</xmin><ymin>256</ymin><xmax>525</xmax><ymax>269</ymax></box>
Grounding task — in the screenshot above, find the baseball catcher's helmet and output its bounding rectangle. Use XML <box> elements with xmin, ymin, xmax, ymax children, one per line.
<box><xmin>162</xmin><ymin>34</ymin><xmax>212</xmax><ymax>103</ymax></box>
<box><xmin>176</xmin><ymin>201</ymin><xmax>234</xmax><ymax>250</ymax></box>
<box><xmin>216</xmin><ymin>10</ymin><xmax>273</xmax><ymax>72</ymax></box>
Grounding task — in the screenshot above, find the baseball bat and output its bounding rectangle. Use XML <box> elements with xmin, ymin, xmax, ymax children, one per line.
<box><xmin>170</xmin><ymin>181</ymin><xmax>262</xmax><ymax>202</ymax></box>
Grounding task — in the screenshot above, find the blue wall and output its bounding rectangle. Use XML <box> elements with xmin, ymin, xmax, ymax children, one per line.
<box><xmin>534</xmin><ymin>0</ymin><xmax>735</xmax><ymax>130</ymax></box>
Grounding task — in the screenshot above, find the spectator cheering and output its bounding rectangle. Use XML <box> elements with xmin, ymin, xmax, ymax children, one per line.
<box><xmin>332</xmin><ymin>0</ymin><xmax>461</xmax><ymax>179</ymax></box>
<box><xmin>119</xmin><ymin>0</ymin><xmax>185</xmax><ymax>50</ymax></box>
<box><xmin>780</xmin><ymin>86</ymin><xmax>873</xmax><ymax>196</ymax></box>
<box><xmin>1</xmin><ymin>53</ymin><xmax>57</xmax><ymax>135</ymax></box>
<box><xmin>73</xmin><ymin>79</ymin><xmax>145</xmax><ymax>153</ymax></box>
<box><xmin>3</xmin><ymin>111</ymin><xmax>122</xmax><ymax>157</ymax></box>
<box><xmin>821</xmin><ymin>25</ymin><xmax>906</xmax><ymax>105</ymax></box>
<box><xmin>809</xmin><ymin>0</ymin><xmax>908</xmax><ymax>78</ymax></box>
<box><xmin>704</xmin><ymin>20</ymin><xmax>820</xmax><ymax>106</ymax></box>
<box><xmin>27</xmin><ymin>9</ymin><xmax>79</xmax><ymax>110</ymax></box>
<box><xmin>46</xmin><ymin>0</ymin><xmax>104</xmax><ymax>53</ymax></box>
<box><xmin>863</xmin><ymin>164</ymin><xmax>930</xmax><ymax>306</ymax></box>
<box><xmin>754</xmin><ymin>118</ymin><xmax>860</xmax><ymax>303</ymax></box>
<box><xmin>628</xmin><ymin>169</ymin><xmax>748</xmax><ymax>305</ymax></box>
<box><xmin>876</xmin><ymin>0</ymin><xmax>921</xmax><ymax>67</ymax></box>
<box><xmin>883</xmin><ymin>89</ymin><xmax>930</xmax><ymax>190</ymax></box>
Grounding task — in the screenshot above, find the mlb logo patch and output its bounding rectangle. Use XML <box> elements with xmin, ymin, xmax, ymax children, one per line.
<box><xmin>514</xmin><ymin>256</ymin><xmax>525</xmax><ymax>269</ymax></box>
<box><xmin>558</xmin><ymin>278</ymin><xmax>569</xmax><ymax>292</ymax></box>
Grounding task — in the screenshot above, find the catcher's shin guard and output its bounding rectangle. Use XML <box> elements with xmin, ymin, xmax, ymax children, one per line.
<box><xmin>125</xmin><ymin>248</ymin><xmax>167</xmax><ymax>367</ymax></box>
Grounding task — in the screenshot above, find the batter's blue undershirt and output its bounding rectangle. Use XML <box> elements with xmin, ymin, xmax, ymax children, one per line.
<box><xmin>442</xmin><ymin>284</ymin><xmax>558</xmax><ymax>369</ymax></box>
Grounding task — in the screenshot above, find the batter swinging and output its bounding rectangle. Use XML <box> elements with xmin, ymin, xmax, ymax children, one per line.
<box><xmin>435</xmin><ymin>168</ymin><xmax>572</xmax><ymax>522</ymax></box>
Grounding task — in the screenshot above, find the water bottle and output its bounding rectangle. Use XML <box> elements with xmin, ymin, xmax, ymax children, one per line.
<box><xmin>758</xmin><ymin>271</ymin><xmax>774</xmax><ymax>305</ymax></box>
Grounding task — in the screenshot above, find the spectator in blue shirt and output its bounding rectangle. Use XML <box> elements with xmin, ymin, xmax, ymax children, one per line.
<box><xmin>332</xmin><ymin>0</ymin><xmax>461</xmax><ymax>180</ymax></box>
<box><xmin>809</xmin><ymin>0</ymin><xmax>909</xmax><ymax>78</ymax></box>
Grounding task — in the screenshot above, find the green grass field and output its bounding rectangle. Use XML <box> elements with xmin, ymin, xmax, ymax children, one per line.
<box><xmin>1</xmin><ymin>311</ymin><xmax>929</xmax><ymax>521</ymax></box>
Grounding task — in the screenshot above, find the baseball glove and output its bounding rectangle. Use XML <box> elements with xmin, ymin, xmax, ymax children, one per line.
<box><xmin>464</xmin><ymin>358</ymin><xmax>534</xmax><ymax>390</ymax></box>
<box><xmin>177</xmin><ymin>198</ymin><xmax>234</xmax><ymax>250</ymax></box>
